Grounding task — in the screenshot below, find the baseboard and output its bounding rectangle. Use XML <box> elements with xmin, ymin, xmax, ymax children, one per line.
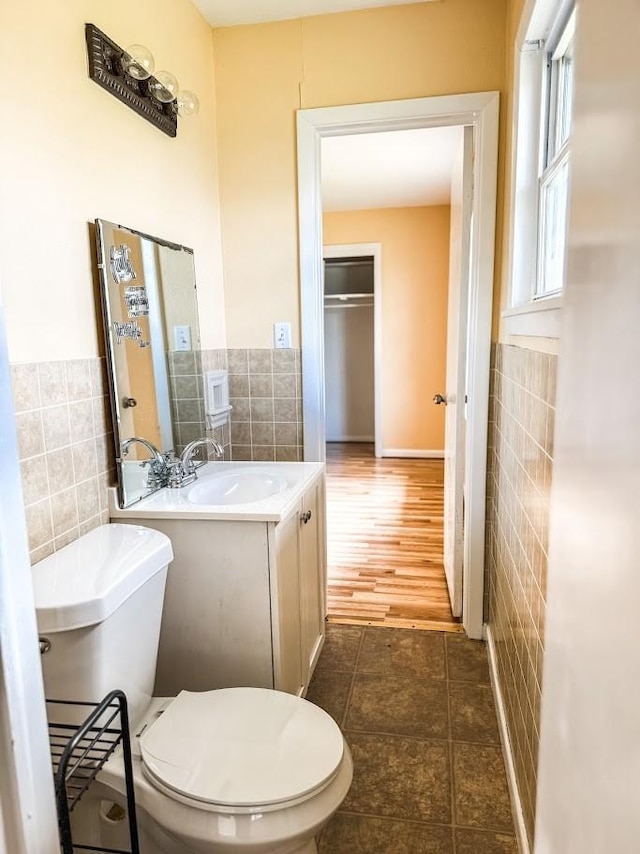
<box><xmin>486</xmin><ymin>625</ymin><xmax>531</xmax><ymax>854</ymax></box>
<box><xmin>381</xmin><ymin>449</ymin><xmax>445</xmax><ymax>459</ymax></box>
<box><xmin>326</xmin><ymin>435</ymin><xmax>375</xmax><ymax>443</ymax></box>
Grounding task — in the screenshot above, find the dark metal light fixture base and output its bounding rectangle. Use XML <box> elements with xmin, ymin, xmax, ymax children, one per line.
<box><xmin>85</xmin><ymin>23</ymin><xmax>178</xmax><ymax>138</ymax></box>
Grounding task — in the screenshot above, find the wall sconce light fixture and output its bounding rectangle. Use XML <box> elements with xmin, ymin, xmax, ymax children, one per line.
<box><xmin>85</xmin><ymin>23</ymin><xmax>199</xmax><ymax>138</ymax></box>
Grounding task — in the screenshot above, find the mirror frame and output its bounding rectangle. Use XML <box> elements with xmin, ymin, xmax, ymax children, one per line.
<box><xmin>94</xmin><ymin>218</ymin><xmax>197</xmax><ymax>509</ymax></box>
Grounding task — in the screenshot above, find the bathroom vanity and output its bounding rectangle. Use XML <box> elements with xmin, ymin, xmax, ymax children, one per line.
<box><xmin>110</xmin><ymin>461</ymin><xmax>326</xmax><ymax>697</ymax></box>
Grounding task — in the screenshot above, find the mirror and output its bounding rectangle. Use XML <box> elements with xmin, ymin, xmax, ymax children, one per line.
<box><xmin>95</xmin><ymin>219</ymin><xmax>204</xmax><ymax>508</ymax></box>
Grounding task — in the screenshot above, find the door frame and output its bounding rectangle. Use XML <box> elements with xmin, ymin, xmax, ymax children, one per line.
<box><xmin>0</xmin><ymin>291</ymin><xmax>60</xmax><ymax>850</ymax></box>
<box><xmin>297</xmin><ymin>91</ymin><xmax>499</xmax><ymax>639</ymax></box>
<box><xmin>323</xmin><ymin>242</ymin><xmax>382</xmax><ymax>458</ymax></box>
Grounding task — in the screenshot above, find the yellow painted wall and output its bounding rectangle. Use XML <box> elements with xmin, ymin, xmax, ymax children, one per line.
<box><xmin>213</xmin><ymin>0</ymin><xmax>508</xmax><ymax>348</ymax></box>
<box><xmin>497</xmin><ymin>0</ymin><xmax>528</xmax><ymax>338</ymax></box>
<box><xmin>0</xmin><ymin>0</ymin><xmax>225</xmax><ymax>362</ymax></box>
<box><xmin>324</xmin><ymin>206</ymin><xmax>450</xmax><ymax>451</ymax></box>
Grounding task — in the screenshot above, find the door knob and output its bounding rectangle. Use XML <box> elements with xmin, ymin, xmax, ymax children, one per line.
<box><xmin>301</xmin><ymin>510</ymin><xmax>312</xmax><ymax>524</ymax></box>
<box><xmin>122</xmin><ymin>397</ymin><xmax>137</xmax><ymax>408</ymax></box>
<box><xmin>433</xmin><ymin>394</ymin><xmax>447</xmax><ymax>405</ymax></box>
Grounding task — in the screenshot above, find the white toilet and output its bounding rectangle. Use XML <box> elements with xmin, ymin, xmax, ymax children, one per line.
<box><xmin>32</xmin><ymin>524</ymin><xmax>352</xmax><ymax>854</ymax></box>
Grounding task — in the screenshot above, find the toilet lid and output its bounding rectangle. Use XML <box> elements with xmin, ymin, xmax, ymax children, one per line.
<box><xmin>139</xmin><ymin>688</ymin><xmax>344</xmax><ymax>808</ymax></box>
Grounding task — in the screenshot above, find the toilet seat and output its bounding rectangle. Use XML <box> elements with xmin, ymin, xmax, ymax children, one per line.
<box><xmin>139</xmin><ymin>688</ymin><xmax>345</xmax><ymax>814</ymax></box>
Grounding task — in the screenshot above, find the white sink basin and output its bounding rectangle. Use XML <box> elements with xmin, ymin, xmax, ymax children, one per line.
<box><xmin>188</xmin><ymin>470</ymin><xmax>289</xmax><ymax>506</ymax></box>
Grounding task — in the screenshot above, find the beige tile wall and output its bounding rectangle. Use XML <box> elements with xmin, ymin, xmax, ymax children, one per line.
<box><xmin>170</xmin><ymin>347</ymin><xmax>302</xmax><ymax>462</ymax></box>
<box><xmin>227</xmin><ymin>348</ymin><xmax>303</xmax><ymax>462</ymax></box>
<box><xmin>201</xmin><ymin>349</ymin><xmax>232</xmax><ymax>458</ymax></box>
<box><xmin>11</xmin><ymin>358</ymin><xmax>116</xmax><ymax>564</ymax></box>
<box><xmin>486</xmin><ymin>343</ymin><xmax>557</xmax><ymax>847</ymax></box>
<box><xmin>11</xmin><ymin>348</ymin><xmax>301</xmax><ymax>563</ymax></box>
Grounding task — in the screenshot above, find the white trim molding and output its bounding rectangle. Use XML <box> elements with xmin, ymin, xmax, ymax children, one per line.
<box><xmin>0</xmin><ymin>292</ymin><xmax>59</xmax><ymax>851</ymax></box>
<box><xmin>503</xmin><ymin>0</ymin><xmax>574</xmax><ymax>339</ymax></box>
<box><xmin>486</xmin><ymin>626</ymin><xmax>532</xmax><ymax>854</ymax></box>
<box><xmin>381</xmin><ymin>449</ymin><xmax>445</xmax><ymax>459</ymax></box>
<box><xmin>326</xmin><ymin>435</ymin><xmax>375</xmax><ymax>442</ymax></box>
<box><xmin>503</xmin><ymin>294</ymin><xmax>563</xmax><ymax>337</ymax></box>
<box><xmin>297</xmin><ymin>92</ymin><xmax>500</xmax><ymax>639</ymax></box>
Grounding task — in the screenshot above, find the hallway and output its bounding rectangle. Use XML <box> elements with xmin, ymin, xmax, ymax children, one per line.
<box><xmin>325</xmin><ymin>443</ymin><xmax>461</xmax><ymax>631</ymax></box>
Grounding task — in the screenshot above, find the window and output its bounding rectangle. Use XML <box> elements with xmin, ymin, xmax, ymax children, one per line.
<box><xmin>504</xmin><ymin>1</ymin><xmax>576</xmax><ymax>337</ymax></box>
<box><xmin>537</xmin><ymin>11</ymin><xmax>575</xmax><ymax>298</ymax></box>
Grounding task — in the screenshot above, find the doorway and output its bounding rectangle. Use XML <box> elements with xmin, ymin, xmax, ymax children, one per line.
<box><xmin>297</xmin><ymin>93</ymin><xmax>499</xmax><ymax>639</ymax></box>
<box><xmin>323</xmin><ymin>244</ymin><xmax>382</xmax><ymax>457</ymax></box>
<box><xmin>324</xmin><ymin>255</ymin><xmax>375</xmax><ymax>450</ymax></box>
<box><xmin>324</xmin><ymin>442</ymin><xmax>461</xmax><ymax>630</ymax></box>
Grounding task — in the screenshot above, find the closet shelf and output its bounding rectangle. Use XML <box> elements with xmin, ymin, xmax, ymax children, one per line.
<box><xmin>324</xmin><ymin>293</ymin><xmax>374</xmax><ymax>309</ymax></box>
<box><xmin>324</xmin><ymin>292</ymin><xmax>373</xmax><ymax>300</ymax></box>
<box><xmin>47</xmin><ymin>690</ymin><xmax>140</xmax><ymax>854</ymax></box>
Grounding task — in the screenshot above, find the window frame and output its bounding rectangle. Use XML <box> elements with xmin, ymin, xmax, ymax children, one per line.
<box><xmin>503</xmin><ymin>0</ymin><xmax>576</xmax><ymax>338</ymax></box>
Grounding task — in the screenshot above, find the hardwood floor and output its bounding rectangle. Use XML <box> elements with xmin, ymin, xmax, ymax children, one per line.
<box><xmin>325</xmin><ymin>443</ymin><xmax>462</xmax><ymax>632</ymax></box>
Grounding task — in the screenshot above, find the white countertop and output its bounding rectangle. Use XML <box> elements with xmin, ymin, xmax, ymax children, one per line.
<box><xmin>109</xmin><ymin>461</ymin><xmax>324</xmax><ymax>523</ymax></box>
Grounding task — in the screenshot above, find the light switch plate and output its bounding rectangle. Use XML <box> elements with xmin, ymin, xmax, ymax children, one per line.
<box><xmin>174</xmin><ymin>325</ymin><xmax>192</xmax><ymax>351</ymax></box>
<box><xmin>274</xmin><ymin>322</ymin><xmax>292</xmax><ymax>349</ymax></box>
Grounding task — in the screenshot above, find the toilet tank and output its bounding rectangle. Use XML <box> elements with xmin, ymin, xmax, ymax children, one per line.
<box><xmin>32</xmin><ymin>524</ymin><xmax>173</xmax><ymax>728</ymax></box>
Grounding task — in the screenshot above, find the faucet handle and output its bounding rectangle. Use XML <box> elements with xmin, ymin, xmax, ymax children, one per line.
<box><xmin>183</xmin><ymin>456</ymin><xmax>198</xmax><ymax>476</ymax></box>
<box><xmin>166</xmin><ymin>461</ymin><xmax>187</xmax><ymax>488</ymax></box>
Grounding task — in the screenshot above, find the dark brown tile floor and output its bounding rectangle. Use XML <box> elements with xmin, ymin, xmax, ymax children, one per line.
<box><xmin>308</xmin><ymin>625</ymin><xmax>518</xmax><ymax>854</ymax></box>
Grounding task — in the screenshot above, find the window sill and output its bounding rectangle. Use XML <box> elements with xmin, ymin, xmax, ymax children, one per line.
<box><xmin>502</xmin><ymin>295</ymin><xmax>563</xmax><ymax>338</ymax></box>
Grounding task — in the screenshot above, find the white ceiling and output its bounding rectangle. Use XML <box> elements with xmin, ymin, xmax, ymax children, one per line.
<box><xmin>193</xmin><ymin>0</ymin><xmax>437</xmax><ymax>28</ymax></box>
<box><xmin>321</xmin><ymin>126</ymin><xmax>463</xmax><ymax>212</ymax></box>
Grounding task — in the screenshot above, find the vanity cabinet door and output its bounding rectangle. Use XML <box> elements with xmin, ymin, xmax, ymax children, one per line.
<box><xmin>298</xmin><ymin>478</ymin><xmax>326</xmax><ymax>687</ymax></box>
<box><xmin>272</xmin><ymin>511</ymin><xmax>304</xmax><ymax>696</ymax></box>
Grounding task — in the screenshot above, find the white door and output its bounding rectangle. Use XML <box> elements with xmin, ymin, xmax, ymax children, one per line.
<box><xmin>437</xmin><ymin>127</ymin><xmax>474</xmax><ymax>617</ymax></box>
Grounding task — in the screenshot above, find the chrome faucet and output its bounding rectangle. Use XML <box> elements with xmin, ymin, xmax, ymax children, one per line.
<box><xmin>167</xmin><ymin>437</ymin><xmax>224</xmax><ymax>488</ymax></box>
<box><xmin>121</xmin><ymin>437</ymin><xmax>168</xmax><ymax>489</ymax></box>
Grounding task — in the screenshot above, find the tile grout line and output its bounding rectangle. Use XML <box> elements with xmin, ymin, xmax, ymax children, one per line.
<box><xmin>246</xmin><ymin>350</ymin><xmax>253</xmax><ymax>460</ymax></box>
<box><xmin>270</xmin><ymin>350</ymin><xmax>275</xmax><ymax>461</ymax></box>
<box><xmin>332</xmin><ymin>808</ymin><xmax>456</xmax><ymax>831</ymax></box>
<box><xmin>333</xmin><ymin>807</ymin><xmax>517</xmax><ymax>838</ymax></box>
<box><xmin>339</xmin><ymin>726</ymin><xmax>501</xmax><ymax>749</ymax></box>
<box><xmin>36</xmin><ymin>366</ymin><xmax>58</xmax><ymax>550</ymax></box>
<box><xmin>445</xmin><ymin>634</ymin><xmax>458</xmax><ymax>854</ymax></box>
<box><xmin>316</xmin><ymin>625</ymin><xmax>365</xmax><ymax>851</ymax></box>
<box><xmin>339</xmin><ymin>626</ymin><xmax>366</xmax><ymax>731</ymax></box>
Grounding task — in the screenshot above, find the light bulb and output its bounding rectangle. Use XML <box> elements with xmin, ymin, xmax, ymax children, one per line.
<box><xmin>149</xmin><ymin>70</ymin><xmax>179</xmax><ymax>103</ymax></box>
<box><xmin>176</xmin><ymin>90</ymin><xmax>200</xmax><ymax>118</ymax></box>
<box><xmin>121</xmin><ymin>44</ymin><xmax>155</xmax><ymax>80</ymax></box>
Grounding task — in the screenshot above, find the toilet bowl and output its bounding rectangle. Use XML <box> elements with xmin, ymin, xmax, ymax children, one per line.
<box><xmin>32</xmin><ymin>524</ymin><xmax>352</xmax><ymax>853</ymax></box>
<box><xmin>78</xmin><ymin>692</ymin><xmax>353</xmax><ymax>854</ymax></box>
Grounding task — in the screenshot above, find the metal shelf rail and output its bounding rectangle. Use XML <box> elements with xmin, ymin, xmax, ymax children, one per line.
<box><xmin>47</xmin><ymin>690</ymin><xmax>140</xmax><ymax>854</ymax></box>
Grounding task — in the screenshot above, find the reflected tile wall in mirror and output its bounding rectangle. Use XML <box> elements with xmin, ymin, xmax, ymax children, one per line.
<box><xmin>168</xmin><ymin>349</ymin><xmax>206</xmax><ymax>453</ymax></box>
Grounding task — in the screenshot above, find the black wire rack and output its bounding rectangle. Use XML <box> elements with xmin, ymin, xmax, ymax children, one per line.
<box><xmin>47</xmin><ymin>690</ymin><xmax>140</xmax><ymax>854</ymax></box>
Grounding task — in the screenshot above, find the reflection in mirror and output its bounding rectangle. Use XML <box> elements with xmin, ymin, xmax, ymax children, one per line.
<box><xmin>95</xmin><ymin>219</ymin><xmax>207</xmax><ymax>508</ymax></box>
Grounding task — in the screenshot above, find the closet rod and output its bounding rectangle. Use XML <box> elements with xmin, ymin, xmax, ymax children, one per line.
<box><xmin>324</xmin><ymin>259</ymin><xmax>374</xmax><ymax>267</ymax></box>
